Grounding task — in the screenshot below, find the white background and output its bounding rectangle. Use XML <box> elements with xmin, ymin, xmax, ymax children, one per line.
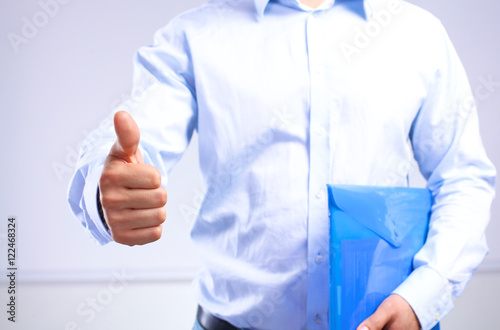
<box><xmin>1</xmin><ymin>0</ymin><xmax>499</xmax><ymax>329</ymax></box>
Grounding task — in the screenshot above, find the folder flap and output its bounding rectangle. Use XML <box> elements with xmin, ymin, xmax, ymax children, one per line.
<box><xmin>328</xmin><ymin>185</ymin><xmax>431</xmax><ymax>247</ymax></box>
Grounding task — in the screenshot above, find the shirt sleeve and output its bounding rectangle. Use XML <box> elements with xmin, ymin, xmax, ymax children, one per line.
<box><xmin>67</xmin><ymin>17</ymin><xmax>198</xmax><ymax>245</ymax></box>
<box><xmin>392</xmin><ymin>23</ymin><xmax>496</xmax><ymax>329</ymax></box>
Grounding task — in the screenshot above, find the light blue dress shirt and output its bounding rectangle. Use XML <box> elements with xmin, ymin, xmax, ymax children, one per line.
<box><xmin>68</xmin><ymin>0</ymin><xmax>496</xmax><ymax>329</ymax></box>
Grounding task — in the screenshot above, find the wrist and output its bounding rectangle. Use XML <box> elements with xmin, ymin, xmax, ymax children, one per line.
<box><xmin>96</xmin><ymin>186</ymin><xmax>110</xmax><ymax>232</ymax></box>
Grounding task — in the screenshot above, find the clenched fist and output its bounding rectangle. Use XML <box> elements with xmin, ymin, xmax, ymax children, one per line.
<box><xmin>99</xmin><ymin>111</ymin><xmax>167</xmax><ymax>246</ymax></box>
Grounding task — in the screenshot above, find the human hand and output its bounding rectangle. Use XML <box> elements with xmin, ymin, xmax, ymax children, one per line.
<box><xmin>356</xmin><ymin>294</ymin><xmax>420</xmax><ymax>330</ymax></box>
<box><xmin>99</xmin><ymin>111</ymin><xmax>167</xmax><ymax>246</ymax></box>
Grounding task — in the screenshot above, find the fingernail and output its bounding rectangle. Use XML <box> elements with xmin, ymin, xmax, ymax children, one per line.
<box><xmin>360</xmin><ymin>326</ymin><xmax>369</xmax><ymax>330</ymax></box>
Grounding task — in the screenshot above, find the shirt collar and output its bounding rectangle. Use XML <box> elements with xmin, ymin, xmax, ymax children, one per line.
<box><xmin>253</xmin><ymin>0</ymin><xmax>336</xmax><ymax>19</ymax></box>
<box><xmin>253</xmin><ymin>0</ymin><xmax>271</xmax><ymax>19</ymax></box>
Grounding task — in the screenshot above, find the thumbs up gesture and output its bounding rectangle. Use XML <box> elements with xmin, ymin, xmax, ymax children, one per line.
<box><xmin>99</xmin><ymin>111</ymin><xmax>167</xmax><ymax>246</ymax></box>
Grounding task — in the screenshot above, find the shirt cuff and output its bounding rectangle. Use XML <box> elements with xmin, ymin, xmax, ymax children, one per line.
<box><xmin>392</xmin><ymin>265</ymin><xmax>454</xmax><ymax>330</ymax></box>
<box><xmin>83</xmin><ymin>163</ymin><xmax>114</xmax><ymax>244</ymax></box>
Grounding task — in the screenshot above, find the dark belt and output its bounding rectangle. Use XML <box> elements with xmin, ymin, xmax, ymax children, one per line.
<box><xmin>197</xmin><ymin>305</ymin><xmax>239</xmax><ymax>330</ymax></box>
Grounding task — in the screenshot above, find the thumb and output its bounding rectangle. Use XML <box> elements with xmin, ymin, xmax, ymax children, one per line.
<box><xmin>111</xmin><ymin>111</ymin><xmax>142</xmax><ymax>163</ymax></box>
<box><xmin>357</xmin><ymin>301</ymin><xmax>392</xmax><ymax>330</ymax></box>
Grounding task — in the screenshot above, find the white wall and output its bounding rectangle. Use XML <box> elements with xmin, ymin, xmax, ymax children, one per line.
<box><xmin>1</xmin><ymin>271</ymin><xmax>497</xmax><ymax>330</ymax></box>
<box><xmin>0</xmin><ymin>1</ymin><xmax>206</xmax><ymax>329</ymax></box>
<box><xmin>1</xmin><ymin>0</ymin><xmax>499</xmax><ymax>329</ymax></box>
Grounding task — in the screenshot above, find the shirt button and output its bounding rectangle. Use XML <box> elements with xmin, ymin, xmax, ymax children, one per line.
<box><xmin>314</xmin><ymin>314</ymin><xmax>322</xmax><ymax>324</ymax></box>
<box><xmin>315</xmin><ymin>254</ymin><xmax>323</xmax><ymax>263</ymax></box>
<box><xmin>316</xmin><ymin>190</ymin><xmax>325</xmax><ymax>199</ymax></box>
<box><xmin>316</xmin><ymin>126</ymin><xmax>325</xmax><ymax>136</ymax></box>
<box><xmin>434</xmin><ymin>312</ymin><xmax>440</xmax><ymax>320</ymax></box>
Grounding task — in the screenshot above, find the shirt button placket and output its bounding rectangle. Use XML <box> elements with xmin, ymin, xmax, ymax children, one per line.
<box><xmin>316</xmin><ymin>126</ymin><xmax>326</xmax><ymax>136</ymax></box>
<box><xmin>306</xmin><ymin>10</ymin><xmax>330</xmax><ymax>330</ymax></box>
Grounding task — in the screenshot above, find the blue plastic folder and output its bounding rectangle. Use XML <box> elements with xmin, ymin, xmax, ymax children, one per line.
<box><xmin>328</xmin><ymin>185</ymin><xmax>439</xmax><ymax>330</ymax></box>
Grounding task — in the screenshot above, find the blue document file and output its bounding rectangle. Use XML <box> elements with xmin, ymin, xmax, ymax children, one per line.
<box><xmin>328</xmin><ymin>185</ymin><xmax>439</xmax><ymax>330</ymax></box>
